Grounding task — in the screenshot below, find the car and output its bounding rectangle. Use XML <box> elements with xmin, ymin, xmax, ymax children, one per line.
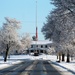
<box><xmin>34</xmin><ymin>52</ymin><xmax>39</xmax><ymax>56</ymax></box>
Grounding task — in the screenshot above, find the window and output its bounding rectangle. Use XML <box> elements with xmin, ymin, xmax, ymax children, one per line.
<box><xmin>41</xmin><ymin>45</ymin><xmax>43</xmax><ymax>48</ymax></box>
<box><xmin>31</xmin><ymin>45</ymin><xmax>33</xmax><ymax>48</ymax></box>
<box><xmin>45</xmin><ymin>45</ymin><xmax>47</xmax><ymax>48</ymax></box>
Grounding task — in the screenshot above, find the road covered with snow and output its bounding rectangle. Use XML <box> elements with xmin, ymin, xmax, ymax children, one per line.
<box><xmin>0</xmin><ymin>54</ymin><xmax>75</xmax><ymax>75</ymax></box>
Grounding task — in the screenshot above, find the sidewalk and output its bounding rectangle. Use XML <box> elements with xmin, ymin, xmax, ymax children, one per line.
<box><xmin>48</xmin><ymin>60</ymin><xmax>75</xmax><ymax>75</ymax></box>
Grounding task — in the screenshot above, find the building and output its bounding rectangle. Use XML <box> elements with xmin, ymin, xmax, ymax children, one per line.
<box><xmin>27</xmin><ymin>40</ymin><xmax>53</xmax><ymax>54</ymax></box>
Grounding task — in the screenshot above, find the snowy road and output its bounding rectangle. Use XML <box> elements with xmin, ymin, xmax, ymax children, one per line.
<box><xmin>0</xmin><ymin>60</ymin><xmax>74</xmax><ymax>75</ymax></box>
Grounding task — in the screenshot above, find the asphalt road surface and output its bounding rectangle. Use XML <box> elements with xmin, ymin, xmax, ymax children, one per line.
<box><xmin>0</xmin><ymin>60</ymin><xmax>74</xmax><ymax>75</ymax></box>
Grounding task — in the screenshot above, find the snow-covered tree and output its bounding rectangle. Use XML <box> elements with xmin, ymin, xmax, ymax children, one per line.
<box><xmin>0</xmin><ymin>17</ymin><xmax>21</xmax><ymax>62</ymax></box>
<box><xmin>42</xmin><ymin>0</ymin><xmax>75</xmax><ymax>62</ymax></box>
<box><xmin>47</xmin><ymin>47</ymin><xmax>55</xmax><ymax>55</ymax></box>
<box><xmin>20</xmin><ymin>33</ymin><xmax>32</xmax><ymax>53</ymax></box>
<box><xmin>51</xmin><ymin>0</ymin><xmax>75</xmax><ymax>15</ymax></box>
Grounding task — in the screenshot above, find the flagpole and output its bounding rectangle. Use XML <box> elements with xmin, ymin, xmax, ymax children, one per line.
<box><xmin>36</xmin><ymin>0</ymin><xmax>38</xmax><ymax>41</ymax></box>
<box><xmin>36</xmin><ymin>0</ymin><xmax>37</xmax><ymax>27</ymax></box>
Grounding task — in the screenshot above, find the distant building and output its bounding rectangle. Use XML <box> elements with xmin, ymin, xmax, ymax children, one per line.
<box><xmin>27</xmin><ymin>40</ymin><xmax>53</xmax><ymax>54</ymax></box>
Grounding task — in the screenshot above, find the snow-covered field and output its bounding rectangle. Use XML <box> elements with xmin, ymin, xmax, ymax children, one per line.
<box><xmin>0</xmin><ymin>54</ymin><xmax>75</xmax><ymax>73</ymax></box>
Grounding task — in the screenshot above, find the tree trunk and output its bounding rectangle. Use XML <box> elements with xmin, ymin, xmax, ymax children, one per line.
<box><xmin>66</xmin><ymin>50</ymin><xmax>70</xmax><ymax>62</ymax></box>
<box><xmin>71</xmin><ymin>55</ymin><xmax>73</xmax><ymax>61</ymax></box>
<box><xmin>62</xmin><ymin>54</ymin><xmax>65</xmax><ymax>61</ymax></box>
<box><xmin>59</xmin><ymin>53</ymin><xmax>61</xmax><ymax>62</ymax></box>
<box><xmin>57</xmin><ymin>55</ymin><xmax>58</xmax><ymax>59</ymax></box>
<box><xmin>57</xmin><ymin>52</ymin><xmax>61</xmax><ymax>62</ymax></box>
<box><xmin>4</xmin><ymin>44</ymin><xmax>9</xmax><ymax>62</ymax></box>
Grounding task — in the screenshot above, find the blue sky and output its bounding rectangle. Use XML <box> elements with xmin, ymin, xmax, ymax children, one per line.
<box><xmin>0</xmin><ymin>0</ymin><xmax>54</xmax><ymax>40</ymax></box>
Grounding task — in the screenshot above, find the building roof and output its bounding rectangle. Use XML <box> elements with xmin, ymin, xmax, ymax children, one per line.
<box><xmin>31</xmin><ymin>40</ymin><xmax>52</xmax><ymax>45</ymax></box>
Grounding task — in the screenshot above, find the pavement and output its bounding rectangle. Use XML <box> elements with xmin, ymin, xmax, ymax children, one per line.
<box><xmin>0</xmin><ymin>60</ymin><xmax>75</xmax><ymax>75</ymax></box>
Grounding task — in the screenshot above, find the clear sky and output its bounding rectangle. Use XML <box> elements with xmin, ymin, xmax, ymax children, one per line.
<box><xmin>0</xmin><ymin>0</ymin><xmax>54</xmax><ymax>40</ymax></box>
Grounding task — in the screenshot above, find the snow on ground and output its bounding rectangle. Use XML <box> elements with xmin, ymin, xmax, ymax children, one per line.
<box><xmin>0</xmin><ymin>54</ymin><xmax>75</xmax><ymax>73</ymax></box>
<box><xmin>0</xmin><ymin>59</ymin><xmax>23</xmax><ymax>70</ymax></box>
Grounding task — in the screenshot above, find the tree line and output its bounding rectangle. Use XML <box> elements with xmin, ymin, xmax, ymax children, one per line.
<box><xmin>41</xmin><ymin>0</ymin><xmax>75</xmax><ymax>62</ymax></box>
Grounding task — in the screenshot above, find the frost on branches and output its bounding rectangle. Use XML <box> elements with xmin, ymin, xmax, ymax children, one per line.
<box><xmin>42</xmin><ymin>0</ymin><xmax>75</xmax><ymax>62</ymax></box>
<box><xmin>0</xmin><ymin>17</ymin><xmax>21</xmax><ymax>62</ymax></box>
<box><xmin>0</xmin><ymin>17</ymin><xmax>31</xmax><ymax>62</ymax></box>
<box><xmin>20</xmin><ymin>33</ymin><xmax>32</xmax><ymax>53</ymax></box>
